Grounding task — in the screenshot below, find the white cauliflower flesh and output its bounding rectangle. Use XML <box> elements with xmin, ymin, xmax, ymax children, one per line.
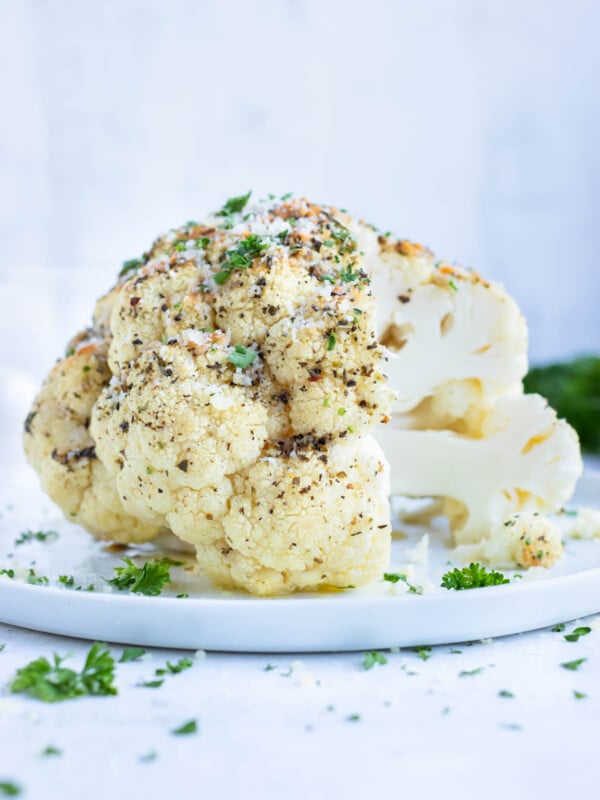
<box><xmin>51</xmin><ymin>194</ymin><xmax>392</xmax><ymax>595</ymax></box>
<box><xmin>357</xmin><ymin>226</ymin><xmax>528</xmax><ymax>429</ymax></box>
<box><xmin>376</xmin><ymin>393</ymin><xmax>582</xmax><ymax>565</ymax></box>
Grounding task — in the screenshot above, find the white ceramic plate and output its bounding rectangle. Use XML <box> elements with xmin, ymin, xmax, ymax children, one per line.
<box><xmin>1</xmin><ymin>469</ymin><xmax>599</xmax><ymax>652</ymax></box>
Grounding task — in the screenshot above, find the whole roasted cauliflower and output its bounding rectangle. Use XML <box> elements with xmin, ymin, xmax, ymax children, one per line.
<box><xmin>24</xmin><ymin>191</ymin><xmax>584</xmax><ymax>591</ymax></box>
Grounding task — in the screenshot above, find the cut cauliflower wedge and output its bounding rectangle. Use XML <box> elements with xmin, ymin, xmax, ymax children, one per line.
<box><xmin>375</xmin><ymin>394</ymin><xmax>582</xmax><ymax>567</ymax></box>
<box><xmin>87</xmin><ymin>195</ymin><xmax>393</xmax><ymax>594</ymax></box>
<box><xmin>357</xmin><ymin>225</ymin><xmax>528</xmax><ymax>434</ymax></box>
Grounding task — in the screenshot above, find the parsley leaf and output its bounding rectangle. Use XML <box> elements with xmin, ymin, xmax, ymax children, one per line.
<box><xmin>382</xmin><ymin>573</ymin><xmax>423</xmax><ymax>594</ymax></box>
<box><xmin>139</xmin><ymin>679</ymin><xmax>164</xmax><ymax>689</ymax></box>
<box><xmin>41</xmin><ymin>746</ymin><xmax>62</xmax><ymax>757</ymax></box>
<box><xmin>363</xmin><ymin>651</ymin><xmax>388</xmax><ymax>670</ymax></box>
<box><xmin>217</xmin><ymin>191</ymin><xmax>251</xmax><ymax>217</ymax></box>
<box><xmin>573</xmin><ymin>690</ymin><xmax>587</xmax><ymax>699</ymax></box>
<box><xmin>327</xmin><ymin>331</ymin><xmax>336</xmax><ymax>351</ymax></box>
<box><xmin>228</xmin><ymin>345</ymin><xmax>258</xmax><ymax>369</ymax></box>
<box><xmin>155</xmin><ymin>658</ymin><xmax>193</xmax><ymax>676</ymax></box>
<box><xmin>15</xmin><ymin>530</ymin><xmax>58</xmax><ymax>546</ymax></box>
<box><xmin>413</xmin><ymin>646</ymin><xmax>432</xmax><ymax>661</ymax></box>
<box><xmin>564</xmin><ymin>626</ymin><xmax>591</xmax><ymax>642</ymax></box>
<box><xmin>11</xmin><ymin>643</ymin><xmax>116</xmax><ymax>702</ymax></box>
<box><xmin>459</xmin><ymin>667</ymin><xmax>484</xmax><ymax>677</ymax></box>
<box><xmin>119</xmin><ymin>646</ymin><xmax>146</xmax><ymax>663</ymax></box>
<box><xmin>119</xmin><ymin>257</ymin><xmax>144</xmax><ymax>278</ymax></box>
<box><xmin>561</xmin><ymin>658</ymin><xmax>587</xmax><ymax>671</ymax></box>
<box><xmin>214</xmin><ymin>234</ymin><xmax>269</xmax><ymax>284</ymax></box>
<box><xmin>551</xmin><ymin>623</ymin><xmax>566</xmax><ymax>632</ymax></box>
<box><xmin>499</xmin><ymin>690</ymin><xmax>514</xmax><ymax>698</ymax></box>
<box><xmin>0</xmin><ymin>782</ymin><xmax>21</xmax><ymax>796</ymax></box>
<box><xmin>339</xmin><ymin>264</ymin><xmax>359</xmax><ymax>283</ymax></box>
<box><xmin>171</xmin><ymin>719</ymin><xmax>198</xmax><ymax>735</ymax></box>
<box><xmin>0</xmin><ymin>569</ymin><xmax>15</xmax><ymax>579</ymax></box>
<box><xmin>441</xmin><ymin>563</ymin><xmax>509</xmax><ymax>590</ymax></box>
<box><xmin>106</xmin><ymin>557</ymin><xmax>180</xmax><ymax>596</ymax></box>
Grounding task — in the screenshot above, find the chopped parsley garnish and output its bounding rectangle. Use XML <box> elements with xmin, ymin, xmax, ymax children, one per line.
<box><xmin>346</xmin><ymin>714</ymin><xmax>361</xmax><ymax>722</ymax></box>
<box><xmin>155</xmin><ymin>658</ymin><xmax>193</xmax><ymax>676</ymax></box>
<box><xmin>573</xmin><ymin>690</ymin><xmax>587</xmax><ymax>699</ymax></box>
<box><xmin>11</xmin><ymin>643</ymin><xmax>116</xmax><ymax>702</ymax></box>
<box><xmin>139</xmin><ymin>679</ymin><xmax>164</xmax><ymax>689</ymax></box>
<box><xmin>413</xmin><ymin>646</ymin><xmax>432</xmax><ymax>661</ymax></box>
<box><xmin>176</xmin><ymin>593</ymin><xmax>189</xmax><ymax>599</ymax></box>
<box><xmin>171</xmin><ymin>719</ymin><xmax>198</xmax><ymax>736</ymax></box>
<box><xmin>339</xmin><ymin>264</ymin><xmax>359</xmax><ymax>283</ymax></box>
<box><xmin>27</xmin><ymin>569</ymin><xmax>48</xmax><ymax>586</ymax></box>
<box><xmin>499</xmin><ymin>690</ymin><xmax>514</xmax><ymax>698</ymax></box>
<box><xmin>119</xmin><ymin>257</ymin><xmax>144</xmax><ymax>278</ymax></box>
<box><xmin>264</xmin><ymin>664</ymin><xmax>277</xmax><ymax>671</ymax></box>
<box><xmin>0</xmin><ymin>782</ymin><xmax>21</xmax><ymax>796</ymax></box>
<box><xmin>0</xmin><ymin>569</ymin><xmax>15</xmax><ymax>579</ymax></box>
<box><xmin>228</xmin><ymin>344</ymin><xmax>258</xmax><ymax>369</ymax></box>
<box><xmin>280</xmin><ymin>192</ymin><xmax>293</xmax><ymax>201</ymax></box>
<box><xmin>214</xmin><ymin>234</ymin><xmax>269</xmax><ymax>284</ymax></box>
<box><xmin>561</xmin><ymin>658</ymin><xmax>587</xmax><ymax>671</ymax></box>
<box><xmin>15</xmin><ymin>529</ymin><xmax>58</xmax><ymax>546</ymax></box>
<box><xmin>459</xmin><ymin>667</ymin><xmax>484</xmax><ymax>677</ymax></box>
<box><xmin>363</xmin><ymin>651</ymin><xmax>388</xmax><ymax>670</ymax></box>
<box><xmin>564</xmin><ymin>626</ymin><xmax>591</xmax><ymax>642</ymax></box>
<box><xmin>119</xmin><ymin>647</ymin><xmax>146</xmax><ymax>663</ymax></box>
<box><xmin>58</xmin><ymin>575</ymin><xmax>74</xmax><ymax>588</ymax></box>
<box><xmin>327</xmin><ymin>331</ymin><xmax>336</xmax><ymax>351</ymax></box>
<box><xmin>196</xmin><ymin>237</ymin><xmax>210</xmax><ymax>249</ymax></box>
<box><xmin>383</xmin><ymin>572</ymin><xmax>423</xmax><ymax>594</ymax></box>
<box><xmin>441</xmin><ymin>563</ymin><xmax>509</xmax><ymax>590</ymax></box>
<box><xmin>217</xmin><ymin>191</ymin><xmax>251</xmax><ymax>217</ymax></box>
<box><xmin>448</xmin><ymin>278</ymin><xmax>458</xmax><ymax>292</ymax></box>
<box><xmin>42</xmin><ymin>746</ymin><xmax>62</xmax><ymax>757</ymax></box>
<box><xmin>139</xmin><ymin>751</ymin><xmax>158</xmax><ymax>763</ymax></box>
<box><xmin>551</xmin><ymin>623</ymin><xmax>566</xmax><ymax>632</ymax></box>
<box><xmin>106</xmin><ymin>557</ymin><xmax>181</xmax><ymax>596</ymax></box>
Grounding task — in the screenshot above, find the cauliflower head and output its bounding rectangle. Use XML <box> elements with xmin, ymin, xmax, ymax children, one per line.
<box><xmin>85</xmin><ymin>194</ymin><xmax>393</xmax><ymax>594</ymax></box>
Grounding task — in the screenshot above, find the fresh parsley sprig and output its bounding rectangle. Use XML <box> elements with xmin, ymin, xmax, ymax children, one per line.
<box><xmin>214</xmin><ymin>234</ymin><xmax>270</xmax><ymax>284</ymax></box>
<box><xmin>11</xmin><ymin>643</ymin><xmax>117</xmax><ymax>702</ymax></box>
<box><xmin>106</xmin><ymin>557</ymin><xmax>181</xmax><ymax>596</ymax></box>
<box><xmin>441</xmin><ymin>563</ymin><xmax>509</xmax><ymax>590</ymax></box>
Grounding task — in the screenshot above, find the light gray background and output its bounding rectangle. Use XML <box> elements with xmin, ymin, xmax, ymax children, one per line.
<box><xmin>0</xmin><ymin>0</ymin><xmax>598</xmax><ymax>383</ymax></box>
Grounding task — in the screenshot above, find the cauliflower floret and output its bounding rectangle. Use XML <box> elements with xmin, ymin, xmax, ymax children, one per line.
<box><xmin>23</xmin><ymin>337</ymin><xmax>161</xmax><ymax>543</ymax></box>
<box><xmin>376</xmin><ymin>393</ymin><xmax>582</xmax><ymax>555</ymax></box>
<box><xmin>456</xmin><ymin>512</ymin><xmax>563</xmax><ymax>568</ymax></box>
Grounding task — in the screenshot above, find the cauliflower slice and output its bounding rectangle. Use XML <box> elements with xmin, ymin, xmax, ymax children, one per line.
<box><xmin>358</xmin><ymin>227</ymin><xmax>527</xmax><ymax>431</ymax></box>
<box><xmin>376</xmin><ymin>393</ymin><xmax>582</xmax><ymax>553</ymax></box>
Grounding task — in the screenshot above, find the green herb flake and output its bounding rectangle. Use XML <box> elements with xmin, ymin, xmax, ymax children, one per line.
<box><xmin>217</xmin><ymin>191</ymin><xmax>251</xmax><ymax>217</ymax></box>
<box><xmin>346</xmin><ymin>714</ymin><xmax>361</xmax><ymax>722</ymax></box>
<box><xmin>0</xmin><ymin>782</ymin><xmax>21</xmax><ymax>796</ymax></box>
<box><xmin>340</xmin><ymin>264</ymin><xmax>358</xmax><ymax>283</ymax></box>
<box><xmin>119</xmin><ymin>647</ymin><xmax>146</xmax><ymax>663</ymax></box>
<box><xmin>564</xmin><ymin>626</ymin><xmax>592</xmax><ymax>642</ymax></box>
<box><xmin>573</xmin><ymin>690</ymin><xmax>587</xmax><ymax>699</ymax></box>
<box><xmin>106</xmin><ymin>557</ymin><xmax>180</xmax><ymax>596</ymax></box>
<box><xmin>0</xmin><ymin>569</ymin><xmax>15</xmax><ymax>579</ymax></box>
<box><xmin>459</xmin><ymin>667</ymin><xmax>484</xmax><ymax>677</ymax></box>
<box><xmin>441</xmin><ymin>563</ymin><xmax>509</xmax><ymax>590</ymax></box>
<box><xmin>82</xmin><ymin>365</ymin><xmax>91</xmax><ymax>373</ymax></box>
<box><xmin>139</xmin><ymin>751</ymin><xmax>158</xmax><ymax>763</ymax></box>
<box><xmin>448</xmin><ymin>278</ymin><xmax>458</xmax><ymax>292</ymax></box>
<box><xmin>561</xmin><ymin>658</ymin><xmax>587</xmax><ymax>671</ymax></box>
<box><xmin>337</xmin><ymin>407</ymin><xmax>346</xmax><ymax>416</ymax></box>
<box><xmin>363</xmin><ymin>651</ymin><xmax>388</xmax><ymax>670</ymax></box>
<box><xmin>15</xmin><ymin>530</ymin><xmax>58</xmax><ymax>546</ymax></box>
<box><xmin>171</xmin><ymin>719</ymin><xmax>198</xmax><ymax>736</ymax></box>
<box><xmin>139</xmin><ymin>679</ymin><xmax>164</xmax><ymax>689</ymax></box>
<box><xmin>156</xmin><ymin>658</ymin><xmax>193</xmax><ymax>676</ymax></box>
<box><xmin>119</xmin><ymin>257</ymin><xmax>144</xmax><ymax>278</ymax></box>
<box><xmin>11</xmin><ymin>642</ymin><xmax>116</xmax><ymax>702</ymax></box>
<box><xmin>382</xmin><ymin>572</ymin><xmax>423</xmax><ymax>594</ymax></box>
<box><xmin>499</xmin><ymin>690</ymin><xmax>514</xmax><ymax>698</ymax></box>
<box><xmin>41</xmin><ymin>746</ymin><xmax>62</xmax><ymax>757</ymax></box>
<box><xmin>27</xmin><ymin>569</ymin><xmax>49</xmax><ymax>586</ymax></box>
<box><xmin>176</xmin><ymin>593</ymin><xmax>189</xmax><ymax>599</ymax></box>
<box><xmin>327</xmin><ymin>332</ymin><xmax>336</xmax><ymax>351</ymax></box>
<box><xmin>214</xmin><ymin>234</ymin><xmax>269</xmax><ymax>284</ymax></box>
<box><xmin>551</xmin><ymin>623</ymin><xmax>566</xmax><ymax>632</ymax></box>
<box><xmin>413</xmin><ymin>646</ymin><xmax>432</xmax><ymax>661</ymax></box>
<box><xmin>58</xmin><ymin>575</ymin><xmax>74</xmax><ymax>588</ymax></box>
<box><xmin>228</xmin><ymin>344</ymin><xmax>258</xmax><ymax>369</ymax></box>
<box><xmin>196</xmin><ymin>237</ymin><xmax>210</xmax><ymax>249</ymax></box>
